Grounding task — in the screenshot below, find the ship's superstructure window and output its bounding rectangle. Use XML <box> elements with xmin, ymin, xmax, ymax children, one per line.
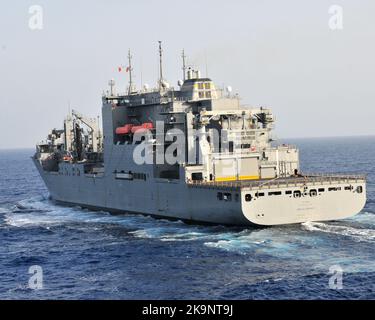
<box><xmin>345</xmin><ymin>186</ymin><xmax>353</xmax><ymax>191</ymax></box>
<box><xmin>241</xmin><ymin>144</ymin><xmax>251</xmax><ymax>149</ymax></box>
<box><xmin>133</xmin><ymin>173</ymin><xmax>147</xmax><ymax>181</ymax></box>
<box><xmin>217</xmin><ymin>192</ymin><xmax>232</xmax><ymax>201</ymax></box>
<box><xmin>285</xmin><ymin>191</ymin><xmax>292</xmax><ymax>195</ymax></box>
<box><xmin>223</xmin><ymin>193</ymin><xmax>232</xmax><ymax>201</ymax></box>
<box><xmin>256</xmin><ymin>192</ymin><xmax>265</xmax><ymax>197</ymax></box>
<box><xmin>310</xmin><ymin>189</ymin><xmax>317</xmax><ymax>197</ymax></box>
<box><xmin>199</xmin><ymin>92</ymin><xmax>204</xmax><ymax>98</ymax></box>
<box><xmin>245</xmin><ymin>194</ymin><xmax>252</xmax><ymax>202</ymax></box>
<box><xmin>192</xmin><ymin>172</ymin><xmax>203</xmax><ymax>181</ymax></box>
<box><xmin>357</xmin><ymin>186</ymin><xmax>363</xmax><ymax>193</ymax></box>
<box><xmin>205</xmin><ymin>91</ymin><xmax>211</xmax><ymax>99</ymax></box>
<box><xmin>114</xmin><ymin>171</ymin><xmax>146</xmax><ymax>181</ymax></box>
<box><xmin>318</xmin><ymin>188</ymin><xmax>325</xmax><ymax>192</ymax></box>
<box><xmin>205</xmin><ymin>83</ymin><xmax>211</xmax><ymax>90</ymax></box>
<box><xmin>229</xmin><ymin>141</ymin><xmax>234</xmax><ymax>153</ymax></box>
<box><xmin>198</xmin><ymin>83</ymin><xmax>204</xmax><ymax>90</ymax></box>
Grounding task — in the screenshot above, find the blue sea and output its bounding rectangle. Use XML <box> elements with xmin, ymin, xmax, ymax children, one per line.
<box><xmin>0</xmin><ymin>136</ymin><xmax>374</xmax><ymax>300</ymax></box>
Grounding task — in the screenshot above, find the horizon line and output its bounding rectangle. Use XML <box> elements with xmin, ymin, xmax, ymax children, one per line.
<box><xmin>0</xmin><ymin>134</ymin><xmax>374</xmax><ymax>151</ymax></box>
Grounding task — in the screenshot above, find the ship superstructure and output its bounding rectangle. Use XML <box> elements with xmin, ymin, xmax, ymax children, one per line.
<box><xmin>33</xmin><ymin>44</ymin><xmax>366</xmax><ymax>226</ymax></box>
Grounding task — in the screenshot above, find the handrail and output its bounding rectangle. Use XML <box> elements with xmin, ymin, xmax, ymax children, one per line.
<box><xmin>187</xmin><ymin>173</ymin><xmax>366</xmax><ymax>190</ymax></box>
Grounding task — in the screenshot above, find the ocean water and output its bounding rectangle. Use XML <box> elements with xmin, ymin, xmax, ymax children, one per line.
<box><xmin>0</xmin><ymin>136</ymin><xmax>374</xmax><ymax>300</ymax></box>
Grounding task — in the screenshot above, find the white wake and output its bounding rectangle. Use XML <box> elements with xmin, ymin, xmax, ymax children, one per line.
<box><xmin>302</xmin><ymin>221</ymin><xmax>375</xmax><ymax>242</ymax></box>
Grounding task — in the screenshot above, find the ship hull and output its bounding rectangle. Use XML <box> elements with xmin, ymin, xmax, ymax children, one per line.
<box><xmin>33</xmin><ymin>159</ymin><xmax>366</xmax><ymax>226</ymax></box>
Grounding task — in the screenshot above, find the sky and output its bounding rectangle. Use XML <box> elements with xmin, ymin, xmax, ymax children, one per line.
<box><xmin>0</xmin><ymin>0</ymin><xmax>374</xmax><ymax>148</ymax></box>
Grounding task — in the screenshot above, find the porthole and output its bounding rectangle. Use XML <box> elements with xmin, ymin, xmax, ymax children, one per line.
<box><xmin>293</xmin><ymin>191</ymin><xmax>301</xmax><ymax>198</ymax></box>
<box><xmin>245</xmin><ymin>194</ymin><xmax>252</xmax><ymax>202</ymax></box>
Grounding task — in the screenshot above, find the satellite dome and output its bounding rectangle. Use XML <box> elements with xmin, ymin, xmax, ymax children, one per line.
<box><xmin>161</xmin><ymin>80</ymin><xmax>170</xmax><ymax>89</ymax></box>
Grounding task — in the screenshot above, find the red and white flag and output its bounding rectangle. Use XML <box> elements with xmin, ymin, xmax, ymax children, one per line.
<box><xmin>118</xmin><ymin>66</ymin><xmax>130</xmax><ymax>73</ymax></box>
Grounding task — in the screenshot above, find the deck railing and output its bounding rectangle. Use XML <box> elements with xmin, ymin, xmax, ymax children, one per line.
<box><xmin>187</xmin><ymin>173</ymin><xmax>366</xmax><ymax>190</ymax></box>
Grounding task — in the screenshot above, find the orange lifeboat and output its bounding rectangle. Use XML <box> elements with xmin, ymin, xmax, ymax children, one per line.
<box><xmin>116</xmin><ymin>124</ymin><xmax>134</xmax><ymax>135</ymax></box>
<box><xmin>131</xmin><ymin>122</ymin><xmax>154</xmax><ymax>134</ymax></box>
<box><xmin>116</xmin><ymin>122</ymin><xmax>154</xmax><ymax>135</ymax></box>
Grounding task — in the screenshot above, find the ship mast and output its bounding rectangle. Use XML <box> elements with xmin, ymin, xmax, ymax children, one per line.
<box><xmin>108</xmin><ymin>79</ymin><xmax>115</xmax><ymax>96</ymax></box>
<box><xmin>182</xmin><ymin>49</ymin><xmax>187</xmax><ymax>81</ymax></box>
<box><xmin>128</xmin><ymin>49</ymin><xmax>134</xmax><ymax>95</ymax></box>
<box><xmin>158</xmin><ymin>41</ymin><xmax>164</xmax><ymax>89</ymax></box>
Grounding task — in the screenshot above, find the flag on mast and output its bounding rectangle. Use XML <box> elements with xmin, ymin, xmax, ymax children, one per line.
<box><xmin>118</xmin><ymin>65</ymin><xmax>130</xmax><ymax>73</ymax></box>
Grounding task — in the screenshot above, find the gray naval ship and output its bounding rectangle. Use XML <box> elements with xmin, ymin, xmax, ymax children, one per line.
<box><xmin>33</xmin><ymin>43</ymin><xmax>366</xmax><ymax>226</ymax></box>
